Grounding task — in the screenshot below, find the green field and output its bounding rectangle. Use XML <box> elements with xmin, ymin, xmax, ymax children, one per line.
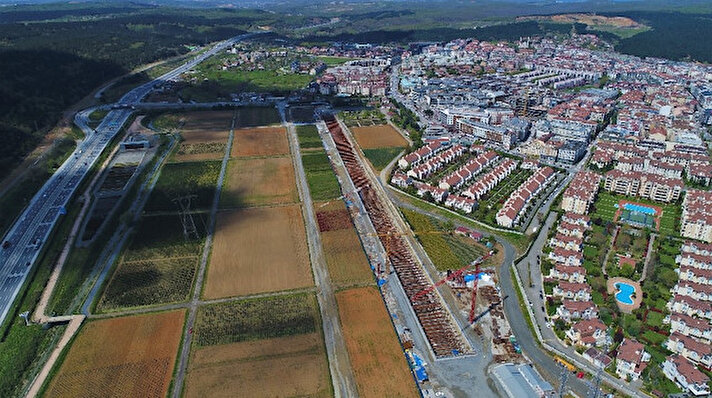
<box><xmin>302</xmin><ymin>151</ymin><xmax>341</xmax><ymax>201</ymax></box>
<box><xmin>363</xmin><ymin>147</ymin><xmax>404</xmax><ymax>171</ymax></box>
<box><xmin>234</xmin><ymin>106</ymin><xmax>281</xmax><ymax>127</ymax></box>
<box><xmin>123</xmin><ymin>214</ymin><xmax>206</xmax><ymax>262</ymax></box>
<box><xmin>401</xmin><ymin>208</ymin><xmax>485</xmax><ymax>271</ymax></box>
<box><xmin>183</xmin><ymin>69</ymin><xmax>313</xmax><ymax>101</ymax></box>
<box><xmin>98</xmin><ymin>257</ymin><xmax>198</xmax><ymax>311</ymax></box>
<box><xmin>296</xmin><ymin>125</ymin><xmax>323</xmax><ymax>149</ymax></box>
<box><xmin>317</xmin><ymin>56</ymin><xmax>358</xmax><ymax>66</ymax></box>
<box><xmin>194</xmin><ymin>293</ymin><xmax>318</xmax><ymax>347</ymax></box>
<box><xmin>145</xmin><ymin>161</ymin><xmax>221</xmax><ymax>212</ymax></box>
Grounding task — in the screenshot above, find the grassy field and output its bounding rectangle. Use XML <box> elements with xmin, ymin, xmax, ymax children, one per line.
<box><xmin>234</xmin><ymin>106</ymin><xmax>281</xmax><ymax>127</ymax></box>
<box><xmin>171</xmin><ymin>112</ymin><xmax>232</xmax><ymax>162</ymax></box>
<box><xmin>591</xmin><ymin>191</ymin><xmax>680</xmax><ymax>236</ymax></box>
<box><xmin>231</xmin><ymin>126</ymin><xmax>289</xmax><ymax>158</ymax></box>
<box><xmin>316</xmin><ymin>201</ymin><xmax>373</xmax><ymax>288</ymax></box>
<box><xmin>204</xmin><ymin>205</ymin><xmax>312</xmax><ymax>299</ymax></box>
<box><xmin>317</xmin><ymin>56</ymin><xmax>358</xmax><ymax>66</ymax></box>
<box><xmin>194</xmin><ymin>293</ymin><xmax>318</xmax><ymax>346</ymax></box>
<box><xmin>296</xmin><ymin>124</ymin><xmax>323</xmax><ymax>150</ymax></box>
<box><xmin>220</xmin><ymin>157</ymin><xmax>298</xmax><ymax>208</ymax></box>
<box><xmin>363</xmin><ymin>147</ymin><xmax>404</xmax><ymax>171</ymax></box>
<box><xmin>401</xmin><ymin>208</ymin><xmax>486</xmax><ymax>271</ymax></box>
<box><xmin>302</xmin><ymin>150</ymin><xmax>341</xmax><ymax>201</ymax></box>
<box><xmin>145</xmin><ymin>161</ymin><xmax>221</xmax><ymax>212</ymax></box>
<box><xmin>336</xmin><ymin>287</ymin><xmax>418</xmax><ymax>397</ymax></box>
<box><xmin>45</xmin><ymin>310</ymin><xmax>185</xmax><ymax>398</ymax></box>
<box><xmin>184</xmin><ymin>69</ymin><xmax>313</xmax><ymax>100</ymax></box>
<box><xmin>98</xmin><ymin>257</ymin><xmax>198</xmax><ymax>311</ymax></box>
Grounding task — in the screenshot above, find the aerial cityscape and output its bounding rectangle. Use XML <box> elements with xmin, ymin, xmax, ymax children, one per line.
<box><xmin>1</xmin><ymin>1</ymin><xmax>712</xmax><ymax>397</ymax></box>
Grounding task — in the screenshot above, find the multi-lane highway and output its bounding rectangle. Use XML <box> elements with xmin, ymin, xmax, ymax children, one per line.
<box><xmin>0</xmin><ymin>32</ymin><xmax>259</xmax><ymax>326</ymax></box>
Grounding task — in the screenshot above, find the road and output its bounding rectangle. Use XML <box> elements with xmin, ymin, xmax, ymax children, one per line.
<box><xmin>0</xmin><ymin>31</ymin><xmax>261</xmax><ymax>327</ymax></box>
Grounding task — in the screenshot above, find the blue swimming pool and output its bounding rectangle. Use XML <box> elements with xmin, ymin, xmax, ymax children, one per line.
<box><xmin>623</xmin><ymin>203</ymin><xmax>656</xmax><ymax>215</ymax></box>
<box><xmin>615</xmin><ymin>282</ymin><xmax>635</xmax><ymax>305</ymax></box>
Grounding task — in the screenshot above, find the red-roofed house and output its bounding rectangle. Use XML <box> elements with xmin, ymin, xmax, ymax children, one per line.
<box><xmin>615</xmin><ymin>338</ymin><xmax>650</xmax><ymax>381</ymax></box>
<box><xmin>566</xmin><ymin>319</ymin><xmax>609</xmax><ymax>347</ymax></box>
<box><xmin>662</xmin><ymin>355</ymin><xmax>710</xmax><ymax>396</ymax></box>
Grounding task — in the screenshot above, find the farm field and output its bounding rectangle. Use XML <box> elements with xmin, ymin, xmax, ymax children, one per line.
<box><xmin>185</xmin><ymin>294</ymin><xmax>329</xmax><ymax>397</ymax></box>
<box><xmin>302</xmin><ymin>150</ymin><xmax>341</xmax><ymax>201</ymax></box>
<box><xmin>122</xmin><ymin>214</ymin><xmax>206</xmax><ymax>262</ymax></box>
<box><xmin>351</xmin><ymin>124</ymin><xmax>408</xmax><ymax>149</ymax></box>
<box><xmin>98</xmin><ymin>257</ymin><xmax>198</xmax><ymax>311</ymax></box>
<box><xmin>204</xmin><ymin>205</ymin><xmax>312</xmax><ymax>299</ymax></box>
<box><xmin>315</xmin><ymin>201</ymin><xmax>373</xmax><ymax>287</ymax></box>
<box><xmin>336</xmin><ymin>287</ymin><xmax>417</xmax><ymax>398</ymax></box>
<box><xmin>296</xmin><ymin>124</ymin><xmax>323</xmax><ymax>150</ymax></box>
<box><xmin>145</xmin><ymin>161</ymin><xmax>221</xmax><ymax>212</ymax></box>
<box><xmin>220</xmin><ymin>157</ymin><xmax>297</xmax><ymax>208</ymax></box>
<box><xmin>45</xmin><ymin>310</ymin><xmax>185</xmax><ymax>398</ymax></box>
<box><xmin>401</xmin><ymin>208</ymin><xmax>488</xmax><ymax>271</ymax></box>
<box><xmin>231</xmin><ymin>126</ymin><xmax>289</xmax><ymax>158</ymax></box>
<box><xmin>171</xmin><ymin>111</ymin><xmax>232</xmax><ymax>162</ymax></box>
<box><xmin>363</xmin><ymin>147</ymin><xmax>404</xmax><ymax>171</ymax></box>
<box><xmin>234</xmin><ymin>106</ymin><xmax>281</xmax><ymax>127</ymax></box>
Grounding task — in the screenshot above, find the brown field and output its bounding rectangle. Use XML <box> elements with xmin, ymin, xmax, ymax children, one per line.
<box><xmin>45</xmin><ymin>310</ymin><xmax>185</xmax><ymax>398</ymax></box>
<box><xmin>231</xmin><ymin>126</ymin><xmax>289</xmax><ymax>158</ymax></box>
<box><xmin>336</xmin><ymin>287</ymin><xmax>418</xmax><ymax>398</ymax></box>
<box><xmin>220</xmin><ymin>157</ymin><xmax>297</xmax><ymax>208</ymax></box>
<box><xmin>181</xmin><ymin>111</ymin><xmax>234</xmax><ymax>130</ymax></box>
<box><xmin>351</xmin><ymin>124</ymin><xmax>408</xmax><ymax>149</ymax></box>
<box><xmin>204</xmin><ymin>205</ymin><xmax>313</xmax><ymax>299</ymax></box>
<box><xmin>173</xmin><ymin>112</ymin><xmax>232</xmax><ymax>162</ymax></box>
<box><xmin>185</xmin><ymin>333</ymin><xmax>330</xmax><ymax>398</ymax></box>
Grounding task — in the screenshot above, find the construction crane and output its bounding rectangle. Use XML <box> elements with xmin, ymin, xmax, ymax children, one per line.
<box><xmin>367</xmin><ymin>229</ymin><xmax>495</xmax><ymax>325</ymax></box>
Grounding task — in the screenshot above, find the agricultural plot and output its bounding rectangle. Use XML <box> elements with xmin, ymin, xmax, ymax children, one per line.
<box><xmin>204</xmin><ymin>205</ymin><xmax>312</xmax><ymax>299</ymax></box>
<box><xmin>45</xmin><ymin>310</ymin><xmax>185</xmax><ymax>398</ymax></box>
<box><xmin>231</xmin><ymin>126</ymin><xmax>289</xmax><ymax>158</ymax></box>
<box><xmin>316</xmin><ymin>201</ymin><xmax>373</xmax><ymax>287</ymax></box>
<box><xmin>220</xmin><ymin>157</ymin><xmax>297</xmax><ymax>208</ymax></box>
<box><xmin>363</xmin><ymin>147</ymin><xmax>404</xmax><ymax>171</ymax></box>
<box><xmin>336</xmin><ymin>287</ymin><xmax>418</xmax><ymax>398</ymax></box>
<box><xmin>98</xmin><ymin>257</ymin><xmax>198</xmax><ymax>311</ymax></box>
<box><xmin>186</xmin><ymin>294</ymin><xmax>329</xmax><ymax>397</ymax></box>
<box><xmin>351</xmin><ymin>124</ymin><xmax>408</xmax><ymax>149</ymax></box>
<box><xmin>296</xmin><ymin>124</ymin><xmax>323</xmax><ymax>150</ymax></box>
<box><xmin>401</xmin><ymin>208</ymin><xmax>487</xmax><ymax>271</ymax></box>
<box><xmin>145</xmin><ymin>161</ymin><xmax>221</xmax><ymax>212</ymax></box>
<box><xmin>122</xmin><ymin>214</ymin><xmax>206</xmax><ymax>262</ymax></box>
<box><xmin>234</xmin><ymin>106</ymin><xmax>281</xmax><ymax>128</ymax></box>
<box><xmin>302</xmin><ymin>151</ymin><xmax>341</xmax><ymax>201</ymax></box>
<box><xmin>171</xmin><ymin>111</ymin><xmax>233</xmax><ymax>162</ymax></box>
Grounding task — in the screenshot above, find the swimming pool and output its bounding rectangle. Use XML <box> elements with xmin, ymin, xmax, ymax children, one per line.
<box><xmin>614</xmin><ymin>282</ymin><xmax>635</xmax><ymax>305</ymax></box>
<box><xmin>623</xmin><ymin>203</ymin><xmax>657</xmax><ymax>216</ymax></box>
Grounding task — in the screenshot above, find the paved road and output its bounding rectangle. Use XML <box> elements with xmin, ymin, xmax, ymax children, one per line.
<box><xmin>0</xmin><ymin>31</ymin><xmax>261</xmax><ymax>327</ymax></box>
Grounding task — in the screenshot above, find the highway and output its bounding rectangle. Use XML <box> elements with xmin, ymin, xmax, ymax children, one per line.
<box><xmin>0</xmin><ymin>32</ymin><xmax>260</xmax><ymax>327</ymax></box>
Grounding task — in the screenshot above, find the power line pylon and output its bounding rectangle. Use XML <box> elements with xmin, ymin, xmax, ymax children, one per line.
<box><xmin>172</xmin><ymin>194</ymin><xmax>199</xmax><ymax>241</ymax></box>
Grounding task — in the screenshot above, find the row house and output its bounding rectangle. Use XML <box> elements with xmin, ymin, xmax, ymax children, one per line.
<box><xmin>673</xmin><ymin>281</ymin><xmax>712</xmax><ymax>302</ymax></box>
<box><xmin>662</xmin><ymin>355</ymin><xmax>710</xmax><ymax>397</ymax></box>
<box><xmin>668</xmin><ymin>295</ymin><xmax>712</xmax><ymax>321</ymax></box>
<box><xmin>677</xmin><ymin>252</ymin><xmax>712</xmax><ymax>270</ymax></box>
<box><xmin>687</xmin><ymin>160</ymin><xmax>712</xmax><ymax>186</ymax></box>
<box><xmin>398</xmin><ymin>141</ymin><xmax>446</xmax><ymax>169</ymax></box>
<box><xmin>549</xmin><ymin>264</ymin><xmax>586</xmax><ymax>283</ymax></box>
<box><xmin>664</xmin><ymin>332</ymin><xmax>712</xmax><ymax>368</ymax></box>
<box><xmin>682</xmin><ymin>240</ymin><xmax>712</xmax><ymax>257</ymax></box>
<box><xmin>668</xmin><ymin>313</ymin><xmax>712</xmax><ymax>343</ymax></box>
<box><xmin>603</xmin><ymin>169</ymin><xmax>683</xmax><ymax>203</ymax></box>
<box><xmin>560</xmin><ymin>171</ymin><xmax>601</xmax><ymax>215</ymax></box>
<box><xmin>556</xmin><ymin>300</ymin><xmax>598</xmax><ymax>323</ymax></box>
<box><xmin>648</xmin><ymin>159</ymin><xmax>685</xmax><ymax>179</ymax></box>
<box><xmin>566</xmin><ymin>319</ymin><xmax>609</xmax><ymax>348</ymax></box>
<box><xmin>413</xmin><ymin>181</ymin><xmax>448</xmax><ymax>203</ymax></box>
<box><xmin>390</xmin><ymin>172</ymin><xmax>411</xmax><ymax>189</ymax></box>
<box><xmin>496</xmin><ymin>167</ymin><xmax>555</xmax><ymax>228</ymax></box>
<box><xmin>438</xmin><ymin>150</ymin><xmax>498</xmax><ymax>190</ymax></box>
<box><xmin>679</xmin><ymin>266</ymin><xmax>712</xmax><ymax>286</ymax></box>
<box><xmin>407</xmin><ymin>144</ymin><xmax>466</xmax><ymax>180</ymax></box>
<box><xmin>681</xmin><ymin>190</ymin><xmax>712</xmax><ymax>243</ymax></box>
<box><xmin>553</xmin><ymin>282</ymin><xmax>592</xmax><ymax>301</ymax></box>
<box><xmin>557</xmin><ymin>222</ymin><xmax>587</xmax><ymax>240</ymax></box>
<box><xmin>615</xmin><ymin>338</ymin><xmax>650</xmax><ymax>381</ymax></box>
<box><xmin>561</xmin><ymin>213</ymin><xmax>591</xmax><ymax>229</ymax></box>
<box><xmin>549</xmin><ymin>234</ymin><xmax>583</xmax><ymax>252</ymax></box>
<box><xmin>548</xmin><ymin>248</ymin><xmax>584</xmax><ymax>268</ymax></box>
<box><xmin>461</xmin><ymin>158</ymin><xmax>518</xmax><ymax>200</ymax></box>
<box><xmin>444</xmin><ymin>195</ymin><xmax>476</xmax><ymax>213</ymax></box>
